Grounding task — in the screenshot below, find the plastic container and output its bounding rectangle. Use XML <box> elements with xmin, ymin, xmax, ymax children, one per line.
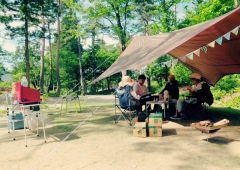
<box><xmin>8</xmin><ymin>112</ymin><xmax>24</xmax><ymax>130</ymax></box>
<box><xmin>21</xmin><ymin>76</ymin><xmax>28</xmax><ymax>87</ymax></box>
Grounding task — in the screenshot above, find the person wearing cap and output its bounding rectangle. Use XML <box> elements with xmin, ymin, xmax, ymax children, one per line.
<box><xmin>171</xmin><ymin>72</ymin><xmax>202</xmax><ymax>120</ymax></box>
<box><xmin>159</xmin><ymin>74</ymin><xmax>179</xmax><ymax>100</ymax></box>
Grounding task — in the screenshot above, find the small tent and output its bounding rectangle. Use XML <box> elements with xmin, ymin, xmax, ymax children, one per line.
<box><xmin>92</xmin><ymin>7</ymin><xmax>240</xmax><ymax>85</ymax></box>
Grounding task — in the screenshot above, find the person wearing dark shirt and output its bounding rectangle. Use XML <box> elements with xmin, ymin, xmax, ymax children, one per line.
<box><xmin>159</xmin><ymin>74</ymin><xmax>179</xmax><ymax>100</ymax></box>
<box><xmin>153</xmin><ymin>74</ymin><xmax>179</xmax><ymax>113</ymax></box>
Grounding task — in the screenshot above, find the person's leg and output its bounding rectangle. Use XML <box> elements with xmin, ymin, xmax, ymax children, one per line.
<box><xmin>153</xmin><ymin>104</ymin><xmax>162</xmax><ymax>112</ymax></box>
<box><xmin>171</xmin><ymin>99</ymin><xmax>184</xmax><ymax>119</ymax></box>
<box><xmin>146</xmin><ymin>96</ymin><xmax>154</xmax><ymax>112</ymax></box>
<box><xmin>140</xmin><ymin>98</ymin><xmax>152</xmax><ymax>112</ymax></box>
<box><xmin>139</xmin><ymin>99</ymin><xmax>145</xmax><ymax>112</ymax></box>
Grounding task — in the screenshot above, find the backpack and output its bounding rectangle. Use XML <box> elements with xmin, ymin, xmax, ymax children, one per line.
<box><xmin>202</xmin><ymin>83</ymin><xmax>214</xmax><ymax>106</ymax></box>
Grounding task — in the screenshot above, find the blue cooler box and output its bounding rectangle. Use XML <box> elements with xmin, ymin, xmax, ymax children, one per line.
<box><xmin>8</xmin><ymin>113</ymin><xmax>24</xmax><ymax>130</ymax></box>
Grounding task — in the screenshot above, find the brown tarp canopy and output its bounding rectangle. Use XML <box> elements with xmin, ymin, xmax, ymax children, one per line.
<box><xmin>92</xmin><ymin>7</ymin><xmax>240</xmax><ymax>85</ymax></box>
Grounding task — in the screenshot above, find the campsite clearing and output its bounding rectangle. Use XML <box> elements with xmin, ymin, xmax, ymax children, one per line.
<box><xmin>0</xmin><ymin>95</ymin><xmax>240</xmax><ymax>170</ymax></box>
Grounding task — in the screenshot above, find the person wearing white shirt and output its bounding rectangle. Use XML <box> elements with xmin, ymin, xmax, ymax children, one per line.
<box><xmin>133</xmin><ymin>75</ymin><xmax>148</xmax><ymax>99</ymax></box>
<box><xmin>132</xmin><ymin>74</ymin><xmax>153</xmax><ymax>112</ymax></box>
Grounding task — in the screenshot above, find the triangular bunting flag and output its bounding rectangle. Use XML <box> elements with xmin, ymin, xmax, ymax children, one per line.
<box><xmin>194</xmin><ymin>49</ymin><xmax>200</xmax><ymax>56</ymax></box>
<box><xmin>216</xmin><ymin>36</ymin><xmax>223</xmax><ymax>45</ymax></box>
<box><xmin>165</xmin><ymin>61</ymin><xmax>171</xmax><ymax>68</ymax></box>
<box><xmin>208</xmin><ymin>41</ymin><xmax>215</xmax><ymax>48</ymax></box>
<box><xmin>186</xmin><ymin>53</ymin><xmax>194</xmax><ymax>60</ymax></box>
<box><xmin>171</xmin><ymin>59</ymin><xmax>178</xmax><ymax>68</ymax></box>
<box><xmin>172</xmin><ymin>62</ymin><xmax>177</xmax><ymax>68</ymax></box>
<box><xmin>179</xmin><ymin>56</ymin><xmax>186</xmax><ymax>62</ymax></box>
<box><xmin>223</xmin><ymin>32</ymin><xmax>230</xmax><ymax>40</ymax></box>
<box><xmin>201</xmin><ymin>46</ymin><xmax>208</xmax><ymax>53</ymax></box>
<box><xmin>231</xmin><ymin>27</ymin><xmax>239</xmax><ymax>36</ymax></box>
<box><xmin>172</xmin><ymin>59</ymin><xmax>178</xmax><ymax>65</ymax></box>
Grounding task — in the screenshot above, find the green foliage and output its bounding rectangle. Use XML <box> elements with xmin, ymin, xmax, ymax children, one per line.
<box><xmin>1</xmin><ymin>0</ymin><xmax>239</xmax><ymax>100</ymax></box>
<box><xmin>0</xmin><ymin>63</ymin><xmax>6</xmax><ymax>79</ymax></box>
<box><xmin>211</xmin><ymin>74</ymin><xmax>240</xmax><ymax>100</ymax></box>
<box><xmin>147</xmin><ymin>56</ymin><xmax>192</xmax><ymax>93</ymax></box>
<box><xmin>225</xmin><ymin>96</ymin><xmax>240</xmax><ymax>108</ymax></box>
<box><xmin>171</xmin><ymin>63</ymin><xmax>192</xmax><ymax>86</ymax></box>
<box><xmin>0</xmin><ymin>81</ymin><xmax>12</xmax><ymax>91</ymax></box>
<box><xmin>10</xmin><ymin>45</ymin><xmax>41</xmax><ymax>88</ymax></box>
<box><xmin>179</xmin><ymin>0</ymin><xmax>235</xmax><ymax>28</ymax></box>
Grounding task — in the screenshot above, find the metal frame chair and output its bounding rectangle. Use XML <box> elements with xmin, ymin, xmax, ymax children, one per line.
<box><xmin>114</xmin><ymin>85</ymin><xmax>140</xmax><ymax>125</ymax></box>
<box><xmin>60</xmin><ymin>95</ymin><xmax>81</xmax><ymax>114</ymax></box>
<box><xmin>183</xmin><ymin>101</ymin><xmax>208</xmax><ymax>120</ymax></box>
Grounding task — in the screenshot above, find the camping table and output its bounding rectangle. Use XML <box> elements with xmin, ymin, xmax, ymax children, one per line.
<box><xmin>146</xmin><ymin>100</ymin><xmax>177</xmax><ymax>119</ymax></box>
<box><xmin>20</xmin><ymin>103</ymin><xmax>46</xmax><ymax>147</ymax></box>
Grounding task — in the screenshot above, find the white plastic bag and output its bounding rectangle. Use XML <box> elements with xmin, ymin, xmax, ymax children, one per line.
<box><xmin>21</xmin><ymin>76</ymin><xmax>28</xmax><ymax>87</ymax></box>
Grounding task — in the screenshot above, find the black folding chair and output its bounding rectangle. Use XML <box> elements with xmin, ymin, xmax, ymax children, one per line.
<box><xmin>183</xmin><ymin>83</ymin><xmax>213</xmax><ymax>120</ymax></box>
<box><xmin>114</xmin><ymin>85</ymin><xmax>140</xmax><ymax>125</ymax></box>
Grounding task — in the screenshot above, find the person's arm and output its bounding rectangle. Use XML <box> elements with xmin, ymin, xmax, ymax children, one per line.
<box><xmin>132</xmin><ymin>84</ymin><xmax>140</xmax><ymax>100</ymax></box>
<box><xmin>159</xmin><ymin>83</ymin><xmax>168</xmax><ymax>94</ymax></box>
<box><xmin>185</xmin><ymin>85</ymin><xmax>193</xmax><ymax>93</ymax></box>
<box><xmin>133</xmin><ymin>83</ymin><xmax>140</xmax><ymax>96</ymax></box>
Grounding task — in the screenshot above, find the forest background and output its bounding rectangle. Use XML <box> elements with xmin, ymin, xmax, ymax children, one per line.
<box><xmin>0</xmin><ymin>0</ymin><xmax>239</xmax><ymax>108</ymax></box>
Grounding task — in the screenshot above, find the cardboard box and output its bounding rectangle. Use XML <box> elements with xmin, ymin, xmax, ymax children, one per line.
<box><xmin>149</xmin><ymin>125</ymin><xmax>162</xmax><ymax>137</ymax></box>
<box><xmin>8</xmin><ymin>113</ymin><xmax>24</xmax><ymax>130</ymax></box>
<box><xmin>148</xmin><ymin>113</ymin><xmax>162</xmax><ymax>126</ymax></box>
<box><xmin>133</xmin><ymin>122</ymin><xmax>146</xmax><ymax>138</ymax></box>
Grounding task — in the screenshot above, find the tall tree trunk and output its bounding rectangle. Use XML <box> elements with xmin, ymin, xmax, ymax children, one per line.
<box><xmin>24</xmin><ymin>0</ymin><xmax>30</xmax><ymax>86</ymax></box>
<box><xmin>91</xmin><ymin>30</ymin><xmax>96</xmax><ymax>94</ymax></box>
<box><xmin>144</xmin><ymin>15</ymin><xmax>151</xmax><ymax>93</ymax></box>
<box><xmin>40</xmin><ymin>6</ymin><xmax>45</xmax><ymax>94</ymax></box>
<box><xmin>106</xmin><ymin>77</ymin><xmax>110</xmax><ymax>90</ymax></box>
<box><xmin>77</xmin><ymin>37</ymin><xmax>85</xmax><ymax>95</ymax></box>
<box><xmin>114</xmin><ymin>7</ymin><xmax>127</xmax><ymax>78</ymax></box>
<box><xmin>174</xmin><ymin>1</ymin><xmax>177</xmax><ymax>30</ymax></box>
<box><xmin>47</xmin><ymin>21</ymin><xmax>53</xmax><ymax>93</ymax></box>
<box><xmin>234</xmin><ymin>0</ymin><xmax>239</xmax><ymax>8</ymax></box>
<box><xmin>55</xmin><ymin>0</ymin><xmax>61</xmax><ymax>96</ymax></box>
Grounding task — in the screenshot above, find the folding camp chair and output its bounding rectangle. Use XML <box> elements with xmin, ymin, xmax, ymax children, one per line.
<box><xmin>183</xmin><ymin>83</ymin><xmax>213</xmax><ymax>120</ymax></box>
<box><xmin>114</xmin><ymin>85</ymin><xmax>140</xmax><ymax>125</ymax></box>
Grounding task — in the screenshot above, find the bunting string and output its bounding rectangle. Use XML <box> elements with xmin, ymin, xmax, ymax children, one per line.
<box><xmin>178</xmin><ymin>25</ymin><xmax>239</xmax><ymax>62</ymax></box>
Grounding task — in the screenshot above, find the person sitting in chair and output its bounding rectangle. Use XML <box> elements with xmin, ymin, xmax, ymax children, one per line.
<box><xmin>153</xmin><ymin>74</ymin><xmax>179</xmax><ymax>113</ymax></box>
<box><xmin>132</xmin><ymin>74</ymin><xmax>153</xmax><ymax>112</ymax></box>
<box><xmin>117</xmin><ymin>75</ymin><xmax>141</xmax><ymax>110</ymax></box>
<box><xmin>171</xmin><ymin>72</ymin><xmax>202</xmax><ymax>120</ymax></box>
<box><xmin>159</xmin><ymin>74</ymin><xmax>179</xmax><ymax>100</ymax></box>
<box><xmin>118</xmin><ymin>75</ymin><xmax>134</xmax><ymax>87</ymax></box>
